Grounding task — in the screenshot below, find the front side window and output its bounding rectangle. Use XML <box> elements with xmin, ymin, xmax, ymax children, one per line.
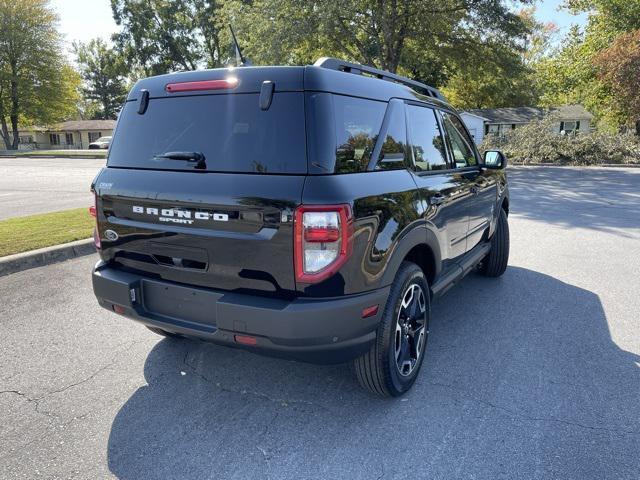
<box><xmin>49</xmin><ymin>133</ymin><xmax>60</xmax><ymax>145</ymax></box>
<box><xmin>406</xmin><ymin>105</ymin><xmax>448</xmax><ymax>172</ymax></box>
<box><xmin>65</xmin><ymin>133</ymin><xmax>73</xmax><ymax>145</ymax></box>
<box><xmin>442</xmin><ymin>112</ymin><xmax>477</xmax><ymax>168</ymax></box>
<box><xmin>334</xmin><ymin>95</ymin><xmax>386</xmax><ymax>173</ymax></box>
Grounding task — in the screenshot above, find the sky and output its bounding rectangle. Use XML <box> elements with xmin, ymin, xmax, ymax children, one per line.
<box><xmin>51</xmin><ymin>0</ymin><xmax>588</xmax><ymax>54</ymax></box>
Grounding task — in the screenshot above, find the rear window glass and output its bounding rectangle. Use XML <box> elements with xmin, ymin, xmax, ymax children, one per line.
<box><xmin>334</xmin><ymin>96</ymin><xmax>385</xmax><ymax>173</ymax></box>
<box><xmin>108</xmin><ymin>93</ymin><xmax>306</xmax><ymax>174</ymax></box>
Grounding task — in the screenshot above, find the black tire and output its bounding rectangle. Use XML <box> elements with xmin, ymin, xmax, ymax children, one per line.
<box><xmin>146</xmin><ymin>326</ymin><xmax>183</xmax><ymax>339</ymax></box>
<box><xmin>480</xmin><ymin>207</ymin><xmax>510</xmax><ymax>277</ymax></box>
<box><xmin>353</xmin><ymin>261</ymin><xmax>430</xmax><ymax>397</ymax></box>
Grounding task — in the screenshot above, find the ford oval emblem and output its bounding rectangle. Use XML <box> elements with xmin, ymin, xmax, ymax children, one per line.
<box><xmin>105</xmin><ymin>229</ymin><xmax>119</xmax><ymax>241</ymax></box>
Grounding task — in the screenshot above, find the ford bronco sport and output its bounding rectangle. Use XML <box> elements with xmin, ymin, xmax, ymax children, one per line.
<box><xmin>91</xmin><ymin>58</ymin><xmax>510</xmax><ymax>396</ymax></box>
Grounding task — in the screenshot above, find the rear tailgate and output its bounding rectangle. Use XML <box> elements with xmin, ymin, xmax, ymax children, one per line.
<box><xmin>95</xmin><ymin>67</ymin><xmax>307</xmax><ymax>297</ymax></box>
<box><xmin>95</xmin><ymin>168</ymin><xmax>302</xmax><ymax>295</ymax></box>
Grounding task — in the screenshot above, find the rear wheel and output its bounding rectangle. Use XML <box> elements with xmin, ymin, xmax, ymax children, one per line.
<box><xmin>479</xmin><ymin>207</ymin><xmax>509</xmax><ymax>277</ymax></box>
<box><xmin>146</xmin><ymin>326</ymin><xmax>183</xmax><ymax>339</ymax></box>
<box><xmin>353</xmin><ymin>262</ymin><xmax>430</xmax><ymax>397</ymax></box>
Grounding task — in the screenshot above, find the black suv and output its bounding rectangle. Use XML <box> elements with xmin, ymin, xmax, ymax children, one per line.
<box><xmin>91</xmin><ymin>58</ymin><xmax>509</xmax><ymax>396</ymax></box>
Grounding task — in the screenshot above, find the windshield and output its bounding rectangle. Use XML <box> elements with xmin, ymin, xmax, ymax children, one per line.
<box><xmin>108</xmin><ymin>93</ymin><xmax>307</xmax><ymax>174</ymax></box>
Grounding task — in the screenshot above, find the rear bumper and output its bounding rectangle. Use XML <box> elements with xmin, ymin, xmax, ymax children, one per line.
<box><xmin>92</xmin><ymin>261</ymin><xmax>389</xmax><ymax>364</ymax></box>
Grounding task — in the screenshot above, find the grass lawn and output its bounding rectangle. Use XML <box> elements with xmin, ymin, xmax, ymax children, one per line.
<box><xmin>0</xmin><ymin>208</ymin><xmax>94</xmax><ymax>257</ymax></box>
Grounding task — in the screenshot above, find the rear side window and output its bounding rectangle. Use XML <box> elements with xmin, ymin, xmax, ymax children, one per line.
<box><xmin>406</xmin><ymin>105</ymin><xmax>448</xmax><ymax>171</ymax></box>
<box><xmin>108</xmin><ymin>93</ymin><xmax>307</xmax><ymax>174</ymax></box>
<box><xmin>334</xmin><ymin>95</ymin><xmax>386</xmax><ymax>173</ymax></box>
<box><xmin>441</xmin><ymin>112</ymin><xmax>477</xmax><ymax>168</ymax></box>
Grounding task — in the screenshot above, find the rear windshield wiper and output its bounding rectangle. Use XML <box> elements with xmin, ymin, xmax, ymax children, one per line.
<box><xmin>153</xmin><ymin>151</ymin><xmax>206</xmax><ymax>169</ymax></box>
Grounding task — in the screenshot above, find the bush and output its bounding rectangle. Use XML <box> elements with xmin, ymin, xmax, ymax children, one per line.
<box><xmin>479</xmin><ymin>116</ymin><xmax>640</xmax><ymax>165</ymax></box>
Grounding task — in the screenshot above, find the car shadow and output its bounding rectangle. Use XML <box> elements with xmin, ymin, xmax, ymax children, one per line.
<box><xmin>508</xmin><ymin>166</ymin><xmax>640</xmax><ymax>235</ymax></box>
<box><xmin>107</xmin><ymin>266</ymin><xmax>640</xmax><ymax>479</ymax></box>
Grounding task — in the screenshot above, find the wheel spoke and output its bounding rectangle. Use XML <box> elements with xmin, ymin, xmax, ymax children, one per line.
<box><xmin>409</xmin><ymin>325</ymin><xmax>425</xmax><ymax>357</ymax></box>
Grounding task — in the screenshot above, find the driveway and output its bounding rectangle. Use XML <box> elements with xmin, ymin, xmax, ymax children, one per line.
<box><xmin>0</xmin><ymin>167</ymin><xmax>639</xmax><ymax>479</ymax></box>
<box><xmin>0</xmin><ymin>157</ymin><xmax>105</xmax><ymax>220</ymax></box>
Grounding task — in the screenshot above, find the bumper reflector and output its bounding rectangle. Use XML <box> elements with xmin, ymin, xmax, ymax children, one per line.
<box><xmin>112</xmin><ymin>304</ymin><xmax>126</xmax><ymax>314</ymax></box>
<box><xmin>361</xmin><ymin>305</ymin><xmax>379</xmax><ymax>318</ymax></box>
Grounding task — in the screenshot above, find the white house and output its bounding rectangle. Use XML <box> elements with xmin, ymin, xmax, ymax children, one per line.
<box><xmin>17</xmin><ymin>120</ymin><xmax>116</xmax><ymax>150</ymax></box>
<box><xmin>458</xmin><ymin>111</ymin><xmax>487</xmax><ymax>145</ymax></box>
<box><xmin>460</xmin><ymin>105</ymin><xmax>594</xmax><ymax>145</ymax></box>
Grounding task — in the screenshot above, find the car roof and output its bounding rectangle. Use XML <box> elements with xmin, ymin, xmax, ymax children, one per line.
<box><xmin>126</xmin><ymin>62</ymin><xmax>452</xmax><ymax>111</ymax></box>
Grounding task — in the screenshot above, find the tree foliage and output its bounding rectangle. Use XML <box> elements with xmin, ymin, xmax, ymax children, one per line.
<box><xmin>74</xmin><ymin>38</ymin><xmax>129</xmax><ymax>120</ymax></box>
<box><xmin>0</xmin><ymin>0</ymin><xmax>80</xmax><ymax>149</ymax></box>
<box><xmin>110</xmin><ymin>0</ymin><xmax>239</xmax><ymax>76</ymax></box>
<box><xmin>535</xmin><ymin>0</ymin><xmax>640</xmax><ymax>130</ymax></box>
<box><xmin>480</xmin><ymin>116</ymin><xmax>640</xmax><ymax>165</ymax></box>
<box><xmin>594</xmin><ymin>30</ymin><xmax>640</xmax><ymax>134</ymax></box>
<box><xmin>110</xmin><ymin>0</ymin><xmax>536</xmax><ymax>109</ymax></box>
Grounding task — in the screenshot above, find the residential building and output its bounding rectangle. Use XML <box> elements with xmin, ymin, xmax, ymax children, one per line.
<box><xmin>460</xmin><ymin>105</ymin><xmax>594</xmax><ymax>145</ymax></box>
<box><xmin>17</xmin><ymin>120</ymin><xmax>116</xmax><ymax>150</ymax></box>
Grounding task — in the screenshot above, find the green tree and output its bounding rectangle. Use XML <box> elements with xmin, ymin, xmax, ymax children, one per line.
<box><xmin>594</xmin><ymin>30</ymin><xmax>640</xmax><ymax>134</ymax></box>
<box><xmin>74</xmin><ymin>38</ymin><xmax>129</xmax><ymax>119</ymax></box>
<box><xmin>535</xmin><ymin>0</ymin><xmax>640</xmax><ymax>129</ymax></box>
<box><xmin>111</xmin><ymin>0</ymin><xmax>239</xmax><ymax>75</ymax></box>
<box><xmin>0</xmin><ymin>0</ymin><xmax>80</xmax><ymax>150</ymax></box>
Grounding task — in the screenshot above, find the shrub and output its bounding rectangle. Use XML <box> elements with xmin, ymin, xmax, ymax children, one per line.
<box><xmin>479</xmin><ymin>116</ymin><xmax>640</xmax><ymax>165</ymax></box>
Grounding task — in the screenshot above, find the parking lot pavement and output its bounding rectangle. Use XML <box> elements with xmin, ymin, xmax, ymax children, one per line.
<box><xmin>1</xmin><ymin>166</ymin><xmax>639</xmax><ymax>479</ymax></box>
<box><xmin>0</xmin><ymin>157</ymin><xmax>105</xmax><ymax>220</ymax></box>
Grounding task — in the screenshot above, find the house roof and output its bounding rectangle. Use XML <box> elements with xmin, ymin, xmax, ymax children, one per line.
<box><xmin>19</xmin><ymin>120</ymin><xmax>116</xmax><ymax>132</ymax></box>
<box><xmin>464</xmin><ymin>105</ymin><xmax>593</xmax><ymax>124</ymax></box>
<box><xmin>459</xmin><ymin>111</ymin><xmax>490</xmax><ymax>121</ymax></box>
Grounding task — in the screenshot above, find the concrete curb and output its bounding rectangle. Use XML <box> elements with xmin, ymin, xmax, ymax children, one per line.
<box><xmin>0</xmin><ymin>154</ymin><xmax>106</xmax><ymax>159</ymax></box>
<box><xmin>0</xmin><ymin>238</ymin><xmax>96</xmax><ymax>277</ymax></box>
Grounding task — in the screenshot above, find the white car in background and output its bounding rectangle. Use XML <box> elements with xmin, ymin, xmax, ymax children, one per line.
<box><xmin>88</xmin><ymin>136</ymin><xmax>112</xmax><ymax>149</ymax></box>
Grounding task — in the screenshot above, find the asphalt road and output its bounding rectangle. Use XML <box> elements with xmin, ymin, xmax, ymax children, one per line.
<box><xmin>0</xmin><ymin>157</ymin><xmax>105</xmax><ymax>220</ymax></box>
<box><xmin>1</xmin><ymin>166</ymin><xmax>639</xmax><ymax>479</ymax></box>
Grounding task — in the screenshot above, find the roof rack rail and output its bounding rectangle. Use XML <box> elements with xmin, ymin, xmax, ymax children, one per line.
<box><xmin>313</xmin><ymin>57</ymin><xmax>445</xmax><ymax>101</ymax></box>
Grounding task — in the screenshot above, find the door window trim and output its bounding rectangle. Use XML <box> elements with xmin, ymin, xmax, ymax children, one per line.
<box><xmin>367</xmin><ymin>98</ymin><xmax>410</xmax><ymax>171</ymax></box>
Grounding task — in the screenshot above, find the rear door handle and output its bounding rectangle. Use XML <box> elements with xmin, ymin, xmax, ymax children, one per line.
<box><xmin>431</xmin><ymin>194</ymin><xmax>446</xmax><ymax>206</ymax></box>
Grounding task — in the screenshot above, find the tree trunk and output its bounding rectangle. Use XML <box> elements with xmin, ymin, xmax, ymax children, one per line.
<box><xmin>0</xmin><ymin>92</ymin><xmax>12</xmax><ymax>150</ymax></box>
<box><xmin>9</xmin><ymin>66</ymin><xmax>20</xmax><ymax>150</ymax></box>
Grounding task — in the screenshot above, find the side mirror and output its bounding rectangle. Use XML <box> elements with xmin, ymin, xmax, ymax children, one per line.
<box><xmin>483</xmin><ymin>150</ymin><xmax>507</xmax><ymax>169</ymax></box>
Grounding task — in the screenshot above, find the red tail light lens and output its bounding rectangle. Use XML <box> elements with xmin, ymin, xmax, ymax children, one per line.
<box><xmin>294</xmin><ymin>204</ymin><xmax>353</xmax><ymax>283</ymax></box>
<box><xmin>165</xmin><ymin>77</ymin><xmax>238</xmax><ymax>93</ymax></box>
<box><xmin>91</xmin><ymin>194</ymin><xmax>101</xmax><ymax>249</ymax></box>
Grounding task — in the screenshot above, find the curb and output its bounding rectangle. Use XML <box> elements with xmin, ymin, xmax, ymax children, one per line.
<box><xmin>0</xmin><ymin>238</ymin><xmax>96</xmax><ymax>277</ymax></box>
<box><xmin>0</xmin><ymin>154</ymin><xmax>106</xmax><ymax>159</ymax></box>
<box><xmin>509</xmin><ymin>163</ymin><xmax>640</xmax><ymax>168</ymax></box>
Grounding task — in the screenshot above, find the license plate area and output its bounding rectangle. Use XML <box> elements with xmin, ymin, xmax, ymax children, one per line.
<box><xmin>141</xmin><ymin>280</ymin><xmax>221</xmax><ymax>327</ymax></box>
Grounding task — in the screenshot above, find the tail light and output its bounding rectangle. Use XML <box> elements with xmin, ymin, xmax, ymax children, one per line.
<box><xmin>90</xmin><ymin>194</ymin><xmax>101</xmax><ymax>249</ymax></box>
<box><xmin>165</xmin><ymin>77</ymin><xmax>238</xmax><ymax>93</ymax></box>
<box><xmin>294</xmin><ymin>204</ymin><xmax>353</xmax><ymax>283</ymax></box>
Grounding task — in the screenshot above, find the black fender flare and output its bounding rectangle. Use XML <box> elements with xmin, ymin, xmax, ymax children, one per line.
<box><xmin>379</xmin><ymin>223</ymin><xmax>442</xmax><ymax>287</ymax></box>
